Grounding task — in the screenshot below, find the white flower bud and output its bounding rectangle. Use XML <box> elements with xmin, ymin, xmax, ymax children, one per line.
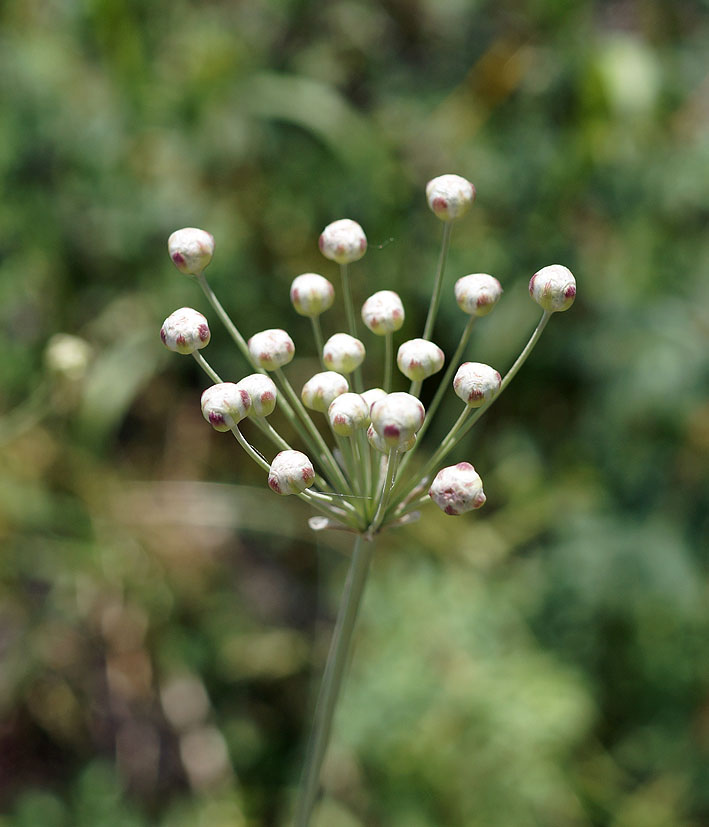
<box><xmin>429</xmin><ymin>462</ymin><xmax>486</xmax><ymax>515</ymax></box>
<box><xmin>268</xmin><ymin>450</ymin><xmax>315</xmax><ymax>495</ymax></box>
<box><xmin>370</xmin><ymin>392</ymin><xmax>425</xmax><ymax>450</ymax></box>
<box><xmin>301</xmin><ymin>371</ymin><xmax>349</xmax><ymax>413</ymax></box>
<box><xmin>160</xmin><ymin>307</ymin><xmax>211</xmax><ymax>355</ymax></box>
<box><xmin>361</xmin><ymin>290</ymin><xmax>405</xmax><ymax>335</ymax></box>
<box><xmin>235</xmin><ymin>374</ymin><xmax>277</xmax><ymax>418</ymax></box>
<box><xmin>201</xmin><ymin>383</ymin><xmax>251</xmax><ymax>432</ymax></box>
<box><xmin>396</xmin><ymin>338</ymin><xmax>445</xmax><ymax>382</ymax></box>
<box><xmin>45</xmin><ymin>334</ymin><xmax>92</xmax><ymax>381</ymax></box>
<box><xmin>247</xmin><ymin>329</ymin><xmax>295</xmax><ymax>371</ymax></box>
<box><xmin>290</xmin><ymin>273</ymin><xmax>335</xmax><ymax>318</ymax></box>
<box><xmin>529</xmin><ymin>265</ymin><xmax>576</xmax><ymax>312</ymax></box>
<box><xmin>323</xmin><ymin>333</ymin><xmax>366</xmax><ymax>375</ymax></box>
<box><xmin>425</xmin><ymin>174</ymin><xmax>476</xmax><ymax>221</ymax></box>
<box><xmin>453</xmin><ymin>362</ymin><xmax>501</xmax><ymax>407</ymax></box>
<box><xmin>454</xmin><ymin>273</ymin><xmax>503</xmax><ymax>317</ymax></box>
<box><xmin>167</xmin><ymin>228</ymin><xmax>215</xmax><ymax>276</ymax></box>
<box><xmin>366</xmin><ymin>423</ymin><xmax>416</xmax><ymax>454</ymax></box>
<box><xmin>319</xmin><ymin>219</ymin><xmax>367</xmax><ymax>264</ymax></box>
<box><xmin>361</xmin><ymin>388</ymin><xmax>387</xmax><ymax>414</ymax></box>
<box><xmin>328</xmin><ymin>393</ymin><xmax>370</xmax><ymax>436</ymax></box>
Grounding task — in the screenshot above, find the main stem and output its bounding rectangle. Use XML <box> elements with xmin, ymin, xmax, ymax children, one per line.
<box><xmin>422</xmin><ymin>221</ymin><xmax>453</xmax><ymax>341</ymax></box>
<box><xmin>294</xmin><ymin>535</ymin><xmax>374</xmax><ymax>827</ymax></box>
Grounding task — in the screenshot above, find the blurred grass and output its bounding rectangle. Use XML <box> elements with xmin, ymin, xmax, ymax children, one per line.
<box><xmin>1</xmin><ymin>0</ymin><xmax>708</xmax><ymax>825</ymax></box>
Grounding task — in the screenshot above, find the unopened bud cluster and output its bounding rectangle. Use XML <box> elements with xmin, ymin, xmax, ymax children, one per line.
<box><xmin>161</xmin><ymin>173</ymin><xmax>576</xmax><ymax>537</ymax></box>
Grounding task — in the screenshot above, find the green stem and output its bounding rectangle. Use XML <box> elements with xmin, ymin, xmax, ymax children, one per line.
<box><xmin>340</xmin><ymin>263</ymin><xmax>363</xmax><ymax>393</ymax></box>
<box><xmin>294</xmin><ymin>534</ymin><xmax>373</xmax><ymax>827</ymax></box>
<box><xmin>311</xmin><ymin>316</ymin><xmax>326</xmax><ymax>368</ymax></box>
<box><xmin>191</xmin><ymin>351</ymin><xmax>222</xmax><ymax>384</ymax></box>
<box><xmin>383</xmin><ymin>332</ymin><xmax>393</xmax><ymax>393</ymax></box>
<box><xmin>422</xmin><ymin>221</ymin><xmax>453</xmax><ymax>341</ymax></box>
<box><xmin>369</xmin><ymin>449</ymin><xmax>399</xmax><ymax>535</ymax></box>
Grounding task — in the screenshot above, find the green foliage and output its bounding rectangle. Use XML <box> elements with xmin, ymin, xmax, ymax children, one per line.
<box><xmin>1</xmin><ymin>0</ymin><xmax>708</xmax><ymax>824</ymax></box>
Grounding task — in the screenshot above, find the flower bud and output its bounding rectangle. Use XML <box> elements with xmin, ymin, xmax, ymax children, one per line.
<box><xmin>323</xmin><ymin>333</ymin><xmax>366</xmax><ymax>375</ymax></box>
<box><xmin>235</xmin><ymin>374</ymin><xmax>277</xmax><ymax>418</ymax></box>
<box><xmin>268</xmin><ymin>450</ymin><xmax>315</xmax><ymax>495</ymax></box>
<box><xmin>453</xmin><ymin>362</ymin><xmax>501</xmax><ymax>407</ymax></box>
<box><xmin>328</xmin><ymin>393</ymin><xmax>370</xmax><ymax>436</ymax></box>
<box><xmin>301</xmin><ymin>371</ymin><xmax>349</xmax><ymax>413</ymax></box>
<box><xmin>167</xmin><ymin>228</ymin><xmax>215</xmax><ymax>276</ymax></box>
<box><xmin>361</xmin><ymin>290</ymin><xmax>405</xmax><ymax>335</ymax></box>
<box><xmin>160</xmin><ymin>307</ymin><xmax>211</xmax><ymax>355</ymax></box>
<box><xmin>45</xmin><ymin>334</ymin><xmax>92</xmax><ymax>381</ymax></box>
<box><xmin>529</xmin><ymin>264</ymin><xmax>576</xmax><ymax>312</ymax></box>
<box><xmin>454</xmin><ymin>273</ymin><xmax>503</xmax><ymax>317</ymax></box>
<box><xmin>425</xmin><ymin>174</ymin><xmax>476</xmax><ymax>221</ymax></box>
<box><xmin>247</xmin><ymin>329</ymin><xmax>295</xmax><ymax>371</ymax></box>
<box><xmin>366</xmin><ymin>424</ymin><xmax>416</xmax><ymax>454</ymax></box>
<box><xmin>201</xmin><ymin>383</ymin><xmax>251</xmax><ymax>432</ymax></box>
<box><xmin>370</xmin><ymin>392</ymin><xmax>425</xmax><ymax>450</ymax></box>
<box><xmin>319</xmin><ymin>219</ymin><xmax>367</xmax><ymax>264</ymax></box>
<box><xmin>361</xmin><ymin>388</ymin><xmax>387</xmax><ymax>414</ymax></box>
<box><xmin>429</xmin><ymin>462</ymin><xmax>486</xmax><ymax>515</ymax></box>
<box><xmin>396</xmin><ymin>338</ymin><xmax>444</xmax><ymax>382</ymax></box>
<box><xmin>290</xmin><ymin>273</ymin><xmax>335</xmax><ymax>318</ymax></box>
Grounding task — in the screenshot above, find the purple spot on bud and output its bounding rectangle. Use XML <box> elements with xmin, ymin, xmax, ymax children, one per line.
<box><xmin>160</xmin><ymin>328</ymin><xmax>167</xmax><ymax>343</ymax></box>
<box><xmin>433</xmin><ymin>197</ymin><xmax>448</xmax><ymax>212</ymax></box>
<box><xmin>444</xmin><ymin>505</ymin><xmax>459</xmax><ymax>516</ymax></box>
<box><xmin>529</xmin><ymin>275</ymin><xmax>537</xmax><ymax>295</ymax></box>
<box><xmin>318</xmin><ymin>236</ymin><xmax>325</xmax><ymax>251</ymax></box>
<box><xmin>456</xmin><ymin>462</ymin><xmax>473</xmax><ymax>471</ymax></box>
<box><xmin>334</xmin><ymin>414</ymin><xmax>345</xmax><ymax>425</ymax></box>
<box><xmin>302</xmin><ymin>467</ymin><xmax>314</xmax><ymax>482</ymax></box>
<box><xmin>198</xmin><ymin>324</ymin><xmax>209</xmax><ymax>341</ymax></box>
<box><xmin>172</xmin><ymin>252</ymin><xmax>185</xmax><ymax>265</ymax></box>
<box><xmin>359</xmin><ymin>238</ymin><xmax>366</xmax><ymax>251</ymax></box>
<box><xmin>468</xmin><ymin>389</ymin><xmax>484</xmax><ymax>402</ymax></box>
<box><xmin>209</xmin><ymin>411</ymin><xmax>225</xmax><ymax>426</ymax></box>
<box><xmin>564</xmin><ymin>285</ymin><xmax>576</xmax><ymax>299</ymax></box>
<box><xmin>262</xmin><ymin>392</ymin><xmax>274</xmax><ymax>402</ymax></box>
<box><xmin>292</xmin><ymin>288</ymin><xmax>300</xmax><ymax>301</ymax></box>
<box><xmin>268</xmin><ymin>477</ymin><xmax>281</xmax><ymax>493</ymax></box>
<box><xmin>476</xmin><ymin>295</ymin><xmax>491</xmax><ymax>307</ymax></box>
<box><xmin>239</xmin><ymin>389</ymin><xmax>250</xmax><ymax>408</ymax></box>
<box><xmin>383</xmin><ymin>425</ymin><xmax>400</xmax><ymax>438</ymax></box>
<box><xmin>259</xmin><ymin>351</ymin><xmax>271</xmax><ymax>362</ymax></box>
<box><xmin>286</xmin><ymin>341</ymin><xmax>294</xmax><ymax>353</ymax></box>
<box><xmin>176</xmin><ymin>334</ymin><xmax>186</xmax><ymax>346</ymax></box>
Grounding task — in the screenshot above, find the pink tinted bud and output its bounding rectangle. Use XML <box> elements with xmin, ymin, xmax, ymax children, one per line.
<box><xmin>323</xmin><ymin>333</ymin><xmax>366</xmax><ymax>375</ymax></box>
<box><xmin>301</xmin><ymin>371</ymin><xmax>349</xmax><ymax>413</ymax></box>
<box><xmin>167</xmin><ymin>228</ymin><xmax>215</xmax><ymax>276</ymax></box>
<box><xmin>247</xmin><ymin>329</ymin><xmax>295</xmax><ymax>371</ymax></box>
<box><xmin>429</xmin><ymin>462</ymin><xmax>486</xmax><ymax>515</ymax></box>
<box><xmin>200</xmin><ymin>383</ymin><xmax>251</xmax><ymax>432</ymax></box>
<box><xmin>361</xmin><ymin>290</ymin><xmax>405</xmax><ymax>335</ymax></box>
<box><xmin>235</xmin><ymin>374</ymin><xmax>277</xmax><ymax>417</ymax></box>
<box><xmin>290</xmin><ymin>273</ymin><xmax>335</xmax><ymax>317</ymax></box>
<box><xmin>160</xmin><ymin>307</ymin><xmax>211</xmax><ymax>355</ymax></box>
<box><xmin>425</xmin><ymin>174</ymin><xmax>476</xmax><ymax>221</ymax></box>
<box><xmin>370</xmin><ymin>392</ymin><xmax>425</xmax><ymax>450</ymax></box>
<box><xmin>529</xmin><ymin>265</ymin><xmax>576</xmax><ymax>312</ymax></box>
<box><xmin>361</xmin><ymin>388</ymin><xmax>387</xmax><ymax>414</ymax></box>
<box><xmin>453</xmin><ymin>362</ymin><xmax>501</xmax><ymax>408</ymax></box>
<box><xmin>268</xmin><ymin>450</ymin><xmax>315</xmax><ymax>496</ymax></box>
<box><xmin>328</xmin><ymin>393</ymin><xmax>370</xmax><ymax>436</ymax></box>
<box><xmin>454</xmin><ymin>273</ymin><xmax>503</xmax><ymax>317</ymax></box>
<box><xmin>397</xmin><ymin>338</ymin><xmax>445</xmax><ymax>382</ymax></box>
<box><xmin>319</xmin><ymin>219</ymin><xmax>367</xmax><ymax>264</ymax></box>
<box><xmin>367</xmin><ymin>423</ymin><xmax>416</xmax><ymax>454</ymax></box>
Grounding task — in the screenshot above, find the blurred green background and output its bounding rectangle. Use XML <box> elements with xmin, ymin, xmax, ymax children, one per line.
<box><xmin>1</xmin><ymin>0</ymin><xmax>708</xmax><ymax>825</ymax></box>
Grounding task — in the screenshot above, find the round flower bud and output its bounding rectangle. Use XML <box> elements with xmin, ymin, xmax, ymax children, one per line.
<box><xmin>425</xmin><ymin>174</ymin><xmax>476</xmax><ymax>221</ymax></box>
<box><xmin>323</xmin><ymin>333</ymin><xmax>366</xmax><ymax>375</ymax></box>
<box><xmin>429</xmin><ymin>462</ymin><xmax>486</xmax><ymax>516</ymax></box>
<box><xmin>167</xmin><ymin>228</ymin><xmax>215</xmax><ymax>276</ymax></box>
<box><xmin>397</xmin><ymin>338</ymin><xmax>445</xmax><ymax>382</ymax></box>
<box><xmin>45</xmin><ymin>334</ymin><xmax>92</xmax><ymax>382</ymax></box>
<box><xmin>529</xmin><ymin>265</ymin><xmax>576</xmax><ymax>312</ymax></box>
<box><xmin>247</xmin><ymin>329</ymin><xmax>295</xmax><ymax>371</ymax></box>
<box><xmin>268</xmin><ymin>450</ymin><xmax>315</xmax><ymax>496</ymax></box>
<box><xmin>290</xmin><ymin>273</ymin><xmax>335</xmax><ymax>318</ymax></box>
<box><xmin>361</xmin><ymin>388</ymin><xmax>387</xmax><ymax>414</ymax></box>
<box><xmin>201</xmin><ymin>383</ymin><xmax>251</xmax><ymax>432</ymax></box>
<box><xmin>453</xmin><ymin>362</ymin><xmax>501</xmax><ymax>408</ymax></box>
<box><xmin>235</xmin><ymin>374</ymin><xmax>277</xmax><ymax>418</ymax></box>
<box><xmin>301</xmin><ymin>371</ymin><xmax>349</xmax><ymax>413</ymax></box>
<box><xmin>367</xmin><ymin>424</ymin><xmax>416</xmax><ymax>454</ymax></box>
<box><xmin>361</xmin><ymin>290</ymin><xmax>405</xmax><ymax>335</ymax></box>
<box><xmin>160</xmin><ymin>307</ymin><xmax>211</xmax><ymax>355</ymax></box>
<box><xmin>319</xmin><ymin>219</ymin><xmax>367</xmax><ymax>264</ymax></box>
<box><xmin>455</xmin><ymin>273</ymin><xmax>503</xmax><ymax>317</ymax></box>
<box><xmin>328</xmin><ymin>393</ymin><xmax>370</xmax><ymax>436</ymax></box>
<box><xmin>370</xmin><ymin>392</ymin><xmax>425</xmax><ymax>450</ymax></box>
